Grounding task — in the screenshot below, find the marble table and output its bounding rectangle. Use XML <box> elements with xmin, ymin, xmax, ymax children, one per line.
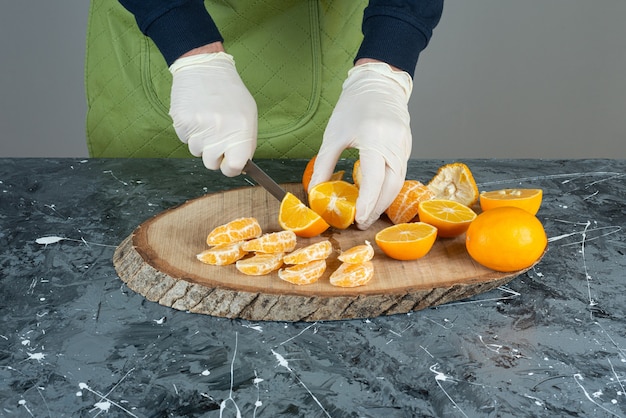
<box><xmin>1</xmin><ymin>158</ymin><xmax>625</xmax><ymax>417</ymax></box>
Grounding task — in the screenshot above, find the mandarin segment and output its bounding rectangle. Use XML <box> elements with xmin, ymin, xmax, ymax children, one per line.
<box><xmin>417</xmin><ymin>199</ymin><xmax>477</xmax><ymax>238</ymax></box>
<box><xmin>479</xmin><ymin>188</ymin><xmax>543</xmax><ymax>215</ymax></box>
<box><xmin>197</xmin><ymin>243</ymin><xmax>247</xmax><ymax>266</ymax></box>
<box><xmin>375</xmin><ymin>222</ymin><xmax>437</xmax><ymax>261</ymax></box>
<box><xmin>427</xmin><ymin>162</ymin><xmax>479</xmax><ymax>206</ymax></box>
<box><xmin>329</xmin><ymin>261</ymin><xmax>374</xmax><ymax>288</ymax></box>
<box><xmin>308</xmin><ymin>180</ymin><xmax>359</xmax><ymax>229</ymax></box>
<box><xmin>338</xmin><ymin>241</ymin><xmax>374</xmax><ymax>264</ymax></box>
<box><xmin>235</xmin><ymin>252</ymin><xmax>284</xmax><ymax>276</ymax></box>
<box><xmin>279</xmin><ymin>192</ymin><xmax>330</xmax><ymax>238</ymax></box>
<box><xmin>278</xmin><ymin>259</ymin><xmax>327</xmax><ymax>285</ymax></box>
<box><xmin>283</xmin><ymin>240</ymin><xmax>333</xmax><ymax>265</ymax></box>
<box><xmin>385</xmin><ymin>180</ymin><xmax>435</xmax><ymax>224</ymax></box>
<box><xmin>242</xmin><ymin>230</ymin><xmax>297</xmax><ymax>253</ymax></box>
<box><xmin>206</xmin><ymin>217</ymin><xmax>262</xmax><ymax>246</ymax></box>
<box><xmin>466</xmin><ymin>206</ymin><xmax>547</xmax><ymax>272</ymax></box>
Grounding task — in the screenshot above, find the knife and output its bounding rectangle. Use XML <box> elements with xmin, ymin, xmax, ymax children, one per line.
<box><xmin>241</xmin><ymin>160</ymin><xmax>287</xmax><ymax>201</ymax></box>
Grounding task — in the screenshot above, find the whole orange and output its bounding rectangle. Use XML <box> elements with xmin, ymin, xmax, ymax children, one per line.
<box><xmin>465</xmin><ymin>207</ymin><xmax>547</xmax><ymax>272</ymax></box>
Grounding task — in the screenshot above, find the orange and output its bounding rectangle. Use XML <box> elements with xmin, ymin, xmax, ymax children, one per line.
<box><xmin>206</xmin><ymin>217</ymin><xmax>262</xmax><ymax>246</ymax></box>
<box><xmin>417</xmin><ymin>199</ymin><xmax>477</xmax><ymax>238</ymax></box>
<box><xmin>308</xmin><ymin>180</ymin><xmax>359</xmax><ymax>229</ymax></box>
<box><xmin>465</xmin><ymin>206</ymin><xmax>547</xmax><ymax>272</ymax></box>
<box><xmin>385</xmin><ymin>180</ymin><xmax>435</xmax><ymax>224</ymax></box>
<box><xmin>330</xmin><ymin>261</ymin><xmax>374</xmax><ymax>287</ymax></box>
<box><xmin>375</xmin><ymin>222</ymin><xmax>437</xmax><ymax>261</ymax></box>
<box><xmin>278</xmin><ymin>259</ymin><xmax>327</xmax><ymax>285</ymax></box>
<box><xmin>197</xmin><ymin>243</ymin><xmax>247</xmax><ymax>266</ymax></box>
<box><xmin>278</xmin><ymin>192</ymin><xmax>330</xmax><ymax>238</ymax></box>
<box><xmin>352</xmin><ymin>159</ymin><xmax>362</xmax><ymax>188</ymax></box>
<box><xmin>241</xmin><ymin>230</ymin><xmax>297</xmax><ymax>253</ymax></box>
<box><xmin>302</xmin><ymin>155</ymin><xmax>344</xmax><ymax>192</ymax></box>
<box><xmin>427</xmin><ymin>162</ymin><xmax>479</xmax><ymax>206</ymax></box>
<box><xmin>479</xmin><ymin>188</ymin><xmax>543</xmax><ymax>215</ymax></box>
<box><xmin>235</xmin><ymin>252</ymin><xmax>284</xmax><ymax>276</ymax></box>
<box><xmin>283</xmin><ymin>240</ymin><xmax>333</xmax><ymax>265</ymax></box>
<box><xmin>338</xmin><ymin>241</ymin><xmax>374</xmax><ymax>264</ymax></box>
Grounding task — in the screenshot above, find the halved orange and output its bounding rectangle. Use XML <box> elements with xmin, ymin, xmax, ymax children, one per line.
<box><xmin>308</xmin><ymin>180</ymin><xmax>359</xmax><ymax>229</ymax></box>
<box><xmin>283</xmin><ymin>240</ymin><xmax>333</xmax><ymax>265</ymax></box>
<box><xmin>278</xmin><ymin>259</ymin><xmax>327</xmax><ymax>285</ymax></box>
<box><xmin>329</xmin><ymin>261</ymin><xmax>374</xmax><ymax>287</ymax></box>
<box><xmin>235</xmin><ymin>252</ymin><xmax>284</xmax><ymax>276</ymax></box>
<box><xmin>241</xmin><ymin>230</ymin><xmax>297</xmax><ymax>253</ymax></box>
<box><xmin>206</xmin><ymin>217</ymin><xmax>262</xmax><ymax>246</ymax></box>
<box><xmin>385</xmin><ymin>180</ymin><xmax>435</xmax><ymax>224</ymax></box>
<box><xmin>279</xmin><ymin>192</ymin><xmax>330</xmax><ymax>238</ymax></box>
<box><xmin>352</xmin><ymin>159</ymin><xmax>362</xmax><ymax>188</ymax></box>
<box><xmin>302</xmin><ymin>155</ymin><xmax>344</xmax><ymax>192</ymax></box>
<box><xmin>375</xmin><ymin>222</ymin><xmax>437</xmax><ymax>261</ymax></box>
<box><xmin>338</xmin><ymin>241</ymin><xmax>374</xmax><ymax>264</ymax></box>
<box><xmin>197</xmin><ymin>243</ymin><xmax>247</xmax><ymax>266</ymax></box>
<box><xmin>417</xmin><ymin>199</ymin><xmax>477</xmax><ymax>238</ymax></box>
<box><xmin>479</xmin><ymin>188</ymin><xmax>543</xmax><ymax>215</ymax></box>
<box><xmin>466</xmin><ymin>206</ymin><xmax>547</xmax><ymax>272</ymax></box>
<box><xmin>427</xmin><ymin>162</ymin><xmax>479</xmax><ymax>207</ymax></box>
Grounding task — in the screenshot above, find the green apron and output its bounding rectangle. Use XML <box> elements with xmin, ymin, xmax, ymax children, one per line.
<box><xmin>85</xmin><ymin>0</ymin><xmax>366</xmax><ymax>159</ymax></box>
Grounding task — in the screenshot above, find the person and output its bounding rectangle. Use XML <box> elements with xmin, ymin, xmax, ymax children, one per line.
<box><xmin>86</xmin><ymin>1</ymin><xmax>443</xmax><ymax>229</ymax></box>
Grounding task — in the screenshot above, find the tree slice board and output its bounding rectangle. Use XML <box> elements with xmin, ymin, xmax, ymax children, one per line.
<box><xmin>114</xmin><ymin>183</ymin><xmax>536</xmax><ymax>322</ymax></box>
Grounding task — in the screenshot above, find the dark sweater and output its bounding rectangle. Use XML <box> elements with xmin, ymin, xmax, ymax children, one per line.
<box><xmin>118</xmin><ymin>0</ymin><xmax>443</xmax><ymax>76</ymax></box>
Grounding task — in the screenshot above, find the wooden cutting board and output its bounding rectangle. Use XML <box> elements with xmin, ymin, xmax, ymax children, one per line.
<box><xmin>114</xmin><ymin>183</ymin><xmax>535</xmax><ymax>322</ymax></box>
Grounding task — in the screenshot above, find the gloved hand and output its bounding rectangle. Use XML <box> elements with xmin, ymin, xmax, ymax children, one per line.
<box><xmin>169</xmin><ymin>52</ymin><xmax>257</xmax><ymax>177</ymax></box>
<box><xmin>309</xmin><ymin>62</ymin><xmax>413</xmax><ymax>230</ymax></box>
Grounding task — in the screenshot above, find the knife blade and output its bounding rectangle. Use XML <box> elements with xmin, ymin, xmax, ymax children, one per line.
<box><xmin>241</xmin><ymin>159</ymin><xmax>287</xmax><ymax>201</ymax></box>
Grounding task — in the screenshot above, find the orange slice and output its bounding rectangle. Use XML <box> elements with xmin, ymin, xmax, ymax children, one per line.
<box><xmin>385</xmin><ymin>180</ymin><xmax>435</xmax><ymax>224</ymax></box>
<box><xmin>197</xmin><ymin>243</ymin><xmax>247</xmax><ymax>266</ymax></box>
<box><xmin>417</xmin><ymin>199</ymin><xmax>477</xmax><ymax>238</ymax></box>
<box><xmin>283</xmin><ymin>240</ymin><xmax>333</xmax><ymax>265</ymax></box>
<box><xmin>329</xmin><ymin>261</ymin><xmax>374</xmax><ymax>287</ymax></box>
<box><xmin>302</xmin><ymin>155</ymin><xmax>344</xmax><ymax>192</ymax></box>
<box><xmin>278</xmin><ymin>192</ymin><xmax>330</xmax><ymax>238</ymax></box>
<box><xmin>352</xmin><ymin>159</ymin><xmax>362</xmax><ymax>188</ymax></box>
<box><xmin>479</xmin><ymin>188</ymin><xmax>543</xmax><ymax>215</ymax></box>
<box><xmin>375</xmin><ymin>222</ymin><xmax>437</xmax><ymax>261</ymax></box>
<box><xmin>206</xmin><ymin>217</ymin><xmax>262</xmax><ymax>246</ymax></box>
<box><xmin>235</xmin><ymin>252</ymin><xmax>284</xmax><ymax>276</ymax></box>
<box><xmin>308</xmin><ymin>180</ymin><xmax>359</xmax><ymax>229</ymax></box>
<box><xmin>338</xmin><ymin>241</ymin><xmax>374</xmax><ymax>264</ymax></box>
<box><xmin>278</xmin><ymin>259</ymin><xmax>327</xmax><ymax>285</ymax></box>
<box><xmin>427</xmin><ymin>162</ymin><xmax>479</xmax><ymax>206</ymax></box>
<box><xmin>466</xmin><ymin>206</ymin><xmax>547</xmax><ymax>272</ymax></box>
<box><xmin>242</xmin><ymin>230</ymin><xmax>297</xmax><ymax>253</ymax></box>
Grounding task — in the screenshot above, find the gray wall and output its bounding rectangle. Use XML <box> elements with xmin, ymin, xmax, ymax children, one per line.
<box><xmin>1</xmin><ymin>1</ymin><xmax>625</xmax><ymax>159</ymax></box>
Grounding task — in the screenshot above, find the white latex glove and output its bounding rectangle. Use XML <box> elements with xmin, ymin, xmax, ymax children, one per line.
<box><xmin>309</xmin><ymin>62</ymin><xmax>413</xmax><ymax>230</ymax></box>
<box><xmin>169</xmin><ymin>52</ymin><xmax>257</xmax><ymax>177</ymax></box>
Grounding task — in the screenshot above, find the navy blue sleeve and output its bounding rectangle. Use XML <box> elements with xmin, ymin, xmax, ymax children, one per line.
<box><xmin>355</xmin><ymin>0</ymin><xmax>444</xmax><ymax>77</ymax></box>
<box><xmin>118</xmin><ymin>0</ymin><xmax>223</xmax><ymax>66</ymax></box>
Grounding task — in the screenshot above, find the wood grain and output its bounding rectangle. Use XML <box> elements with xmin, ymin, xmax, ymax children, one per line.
<box><xmin>114</xmin><ymin>183</ymin><xmax>533</xmax><ymax>321</ymax></box>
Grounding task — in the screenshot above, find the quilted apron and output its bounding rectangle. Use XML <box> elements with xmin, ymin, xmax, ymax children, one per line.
<box><xmin>85</xmin><ymin>0</ymin><xmax>366</xmax><ymax>158</ymax></box>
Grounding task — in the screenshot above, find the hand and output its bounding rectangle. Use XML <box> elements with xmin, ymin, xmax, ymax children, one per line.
<box><xmin>309</xmin><ymin>61</ymin><xmax>413</xmax><ymax>229</ymax></box>
<box><xmin>169</xmin><ymin>51</ymin><xmax>257</xmax><ymax>177</ymax></box>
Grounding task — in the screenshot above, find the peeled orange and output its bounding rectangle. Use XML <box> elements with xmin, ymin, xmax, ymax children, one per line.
<box><xmin>308</xmin><ymin>180</ymin><xmax>359</xmax><ymax>229</ymax></box>
<box><xmin>241</xmin><ymin>230</ymin><xmax>297</xmax><ymax>253</ymax></box>
<box><xmin>235</xmin><ymin>252</ymin><xmax>284</xmax><ymax>276</ymax></box>
<box><xmin>385</xmin><ymin>180</ymin><xmax>435</xmax><ymax>224</ymax></box>
<box><xmin>279</xmin><ymin>192</ymin><xmax>330</xmax><ymax>238</ymax></box>
<box><xmin>206</xmin><ymin>217</ymin><xmax>262</xmax><ymax>246</ymax></box>
<box><xmin>479</xmin><ymin>188</ymin><xmax>543</xmax><ymax>215</ymax></box>
<box><xmin>197</xmin><ymin>243</ymin><xmax>247</xmax><ymax>266</ymax></box>
<box><xmin>283</xmin><ymin>240</ymin><xmax>333</xmax><ymax>265</ymax></box>
<box><xmin>417</xmin><ymin>199</ymin><xmax>477</xmax><ymax>238</ymax></box>
<box><xmin>278</xmin><ymin>259</ymin><xmax>327</xmax><ymax>285</ymax></box>
<box><xmin>338</xmin><ymin>241</ymin><xmax>374</xmax><ymax>264</ymax></box>
<box><xmin>329</xmin><ymin>261</ymin><xmax>374</xmax><ymax>287</ymax></box>
<box><xmin>375</xmin><ymin>222</ymin><xmax>437</xmax><ymax>261</ymax></box>
<box><xmin>427</xmin><ymin>162</ymin><xmax>479</xmax><ymax>206</ymax></box>
<box><xmin>465</xmin><ymin>206</ymin><xmax>547</xmax><ymax>272</ymax></box>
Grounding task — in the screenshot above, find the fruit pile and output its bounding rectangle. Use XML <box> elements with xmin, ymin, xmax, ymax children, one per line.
<box><xmin>197</xmin><ymin>159</ymin><xmax>548</xmax><ymax>287</ymax></box>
